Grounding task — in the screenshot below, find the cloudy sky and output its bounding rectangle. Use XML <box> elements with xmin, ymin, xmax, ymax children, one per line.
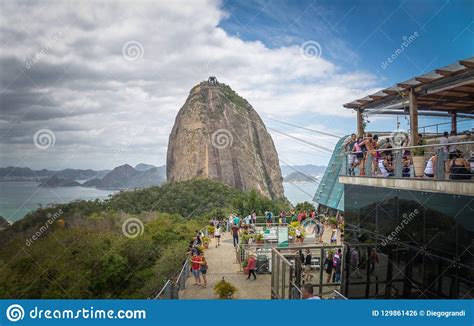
<box><xmin>1</xmin><ymin>0</ymin><xmax>472</xmax><ymax>170</ymax></box>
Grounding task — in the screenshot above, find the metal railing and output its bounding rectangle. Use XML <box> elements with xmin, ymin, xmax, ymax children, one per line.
<box><xmin>271</xmin><ymin>245</ymin><xmax>345</xmax><ymax>299</ymax></box>
<box><xmin>343</xmin><ymin>140</ymin><xmax>473</xmax><ymax>181</ymax></box>
<box><xmin>153</xmin><ymin>226</ymin><xmax>209</xmax><ymax>299</ymax></box>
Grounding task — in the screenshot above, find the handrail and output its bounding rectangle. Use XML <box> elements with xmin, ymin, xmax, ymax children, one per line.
<box><xmin>349</xmin><ymin>140</ymin><xmax>474</xmax><ymax>153</ymax></box>
<box><xmin>154</xmin><ymin>280</ymin><xmax>172</xmax><ymax>299</ymax></box>
<box><xmin>153</xmin><ymin>225</ymin><xmax>208</xmax><ymax>299</ymax></box>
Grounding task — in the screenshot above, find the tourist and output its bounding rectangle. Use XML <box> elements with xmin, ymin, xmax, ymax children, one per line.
<box><xmin>309</xmin><ymin>209</ymin><xmax>316</xmax><ymax>220</ymax></box>
<box><xmin>231</xmin><ymin>223</ymin><xmax>240</xmax><ymax>247</ymax></box>
<box><xmin>448</xmin><ymin>131</ymin><xmax>459</xmax><ymax>159</ymax></box>
<box><xmin>191</xmin><ymin>252</ymin><xmax>202</xmax><ymax>286</ymax></box>
<box><xmin>244</xmin><ymin>214</ymin><xmax>251</xmax><ymax>225</ymax></box>
<box><xmin>280</xmin><ymin>210</ymin><xmax>287</xmax><ymax>224</ymax></box>
<box><xmin>265</xmin><ymin>210</ymin><xmax>272</xmax><ymax>226</ymax></box>
<box><xmin>324</xmin><ymin>253</ymin><xmax>334</xmax><ymax>283</ymax></box>
<box><xmin>247</xmin><ymin>254</ymin><xmax>257</xmax><ymax>280</ymax></box>
<box><xmin>350</xmin><ymin>247</ymin><xmax>361</xmax><ymax>278</ymax></box>
<box><xmin>291</xmin><ymin>211</ymin><xmax>297</xmax><ymax>223</ymax></box>
<box><xmin>214</xmin><ymin>223</ymin><xmax>221</xmax><ymax>247</ymax></box>
<box><xmin>424</xmin><ymin>154</ymin><xmax>437</xmax><ymax>178</ymax></box>
<box><xmin>295</xmin><ymin>228</ymin><xmax>303</xmax><ymax>243</ymax></box>
<box><xmin>233</xmin><ymin>214</ymin><xmax>241</xmax><ymax>227</ymax></box>
<box><xmin>227</xmin><ymin>214</ymin><xmax>233</xmax><ymax>233</ymax></box>
<box><xmin>251</xmin><ymin>211</ymin><xmax>257</xmax><ymax>224</ymax></box>
<box><xmin>378</xmin><ymin>158</ymin><xmax>390</xmax><ymax>177</ymax></box>
<box><xmin>301</xmin><ymin>210</ymin><xmax>307</xmax><ymax>222</ymax></box>
<box><xmin>194</xmin><ymin>230</ymin><xmax>202</xmax><ymax>246</ymax></box>
<box><xmin>440</xmin><ymin>131</ymin><xmax>450</xmax><ymax>153</ymax></box>
<box><xmin>301</xmin><ymin>283</ymin><xmax>320</xmax><ymax>300</ymax></box>
<box><xmin>199</xmin><ymin>252</ymin><xmax>208</xmax><ymax>288</ymax></box>
<box><xmin>330</xmin><ymin>228</ymin><xmax>337</xmax><ymax>244</ymax></box>
<box><xmin>353</xmin><ymin>137</ymin><xmax>364</xmax><ymax>175</ymax></box>
<box><xmin>369</xmin><ymin>247</ymin><xmax>379</xmax><ymax>276</ymax></box>
<box><xmin>449</xmin><ymin>153</ymin><xmax>472</xmax><ymax>180</ymax></box>
<box><xmin>333</xmin><ymin>249</ymin><xmax>342</xmax><ymax>283</ymax></box>
<box><xmin>313</xmin><ymin>219</ymin><xmax>324</xmax><ymax>243</ymax></box>
<box><xmin>345</xmin><ymin>133</ymin><xmax>358</xmax><ymax>175</ymax></box>
<box><xmin>304</xmin><ymin>249</ymin><xmax>313</xmax><ymax>282</ymax></box>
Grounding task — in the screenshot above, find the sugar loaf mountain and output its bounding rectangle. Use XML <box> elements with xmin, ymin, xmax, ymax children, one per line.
<box><xmin>0</xmin><ymin>78</ymin><xmax>294</xmax><ymax>299</ymax></box>
<box><xmin>167</xmin><ymin>77</ymin><xmax>285</xmax><ymax>200</ymax></box>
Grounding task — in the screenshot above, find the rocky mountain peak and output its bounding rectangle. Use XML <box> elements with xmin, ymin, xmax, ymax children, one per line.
<box><xmin>166</xmin><ymin>79</ymin><xmax>284</xmax><ymax>199</ymax></box>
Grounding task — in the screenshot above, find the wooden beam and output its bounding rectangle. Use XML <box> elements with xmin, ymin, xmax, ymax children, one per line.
<box><xmin>460</xmin><ymin>60</ymin><xmax>474</xmax><ymax>68</ymax></box>
<box><xmin>356</xmin><ymin>109</ymin><xmax>364</xmax><ymax>138</ymax></box>
<box><xmin>451</xmin><ymin>112</ymin><xmax>457</xmax><ymax>134</ymax></box>
<box><xmin>409</xmin><ymin>89</ymin><xmax>418</xmax><ymax>146</ymax></box>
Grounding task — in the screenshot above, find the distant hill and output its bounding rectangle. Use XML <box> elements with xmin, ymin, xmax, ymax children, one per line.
<box><xmin>0</xmin><ymin>164</ymin><xmax>166</xmax><ymax>189</ymax></box>
<box><xmin>0</xmin><ymin>166</ymin><xmax>110</xmax><ymax>181</ymax></box>
<box><xmin>39</xmin><ymin>176</ymin><xmax>82</xmax><ymax>187</ymax></box>
<box><xmin>135</xmin><ymin>163</ymin><xmax>156</xmax><ymax>172</ymax></box>
<box><xmin>84</xmin><ymin>164</ymin><xmax>166</xmax><ymax>190</ymax></box>
<box><xmin>280</xmin><ymin>164</ymin><xmax>326</xmax><ymax>177</ymax></box>
<box><xmin>283</xmin><ymin>171</ymin><xmax>320</xmax><ymax>183</ymax></box>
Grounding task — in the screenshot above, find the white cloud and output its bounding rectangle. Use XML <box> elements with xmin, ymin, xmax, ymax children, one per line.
<box><xmin>0</xmin><ymin>0</ymin><xmax>379</xmax><ymax>169</ymax></box>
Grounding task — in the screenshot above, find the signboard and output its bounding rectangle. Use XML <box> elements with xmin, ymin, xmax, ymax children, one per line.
<box><xmin>277</xmin><ymin>226</ymin><xmax>289</xmax><ymax>247</ymax></box>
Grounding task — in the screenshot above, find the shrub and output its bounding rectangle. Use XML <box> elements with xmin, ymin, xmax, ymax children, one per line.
<box><xmin>214</xmin><ymin>278</ymin><xmax>237</xmax><ymax>299</ymax></box>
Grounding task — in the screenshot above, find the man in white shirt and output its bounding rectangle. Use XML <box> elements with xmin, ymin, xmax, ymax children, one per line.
<box><xmin>448</xmin><ymin>131</ymin><xmax>459</xmax><ymax>157</ymax></box>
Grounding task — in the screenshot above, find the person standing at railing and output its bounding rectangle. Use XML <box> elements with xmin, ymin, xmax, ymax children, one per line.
<box><xmin>280</xmin><ymin>210</ymin><xmax>287</xmax><ymax>224</ymax></box>
<box><xmin>199</xmin><ymin>252</ymin><xmax>208</xmax><ymax>288</ymax></box>
<box><xmin>265</xmin><ymin>210</ymin><xmax>272</xmax><ymax>226</ymax></box>
<box><xmin>424</xmin><ymin>154</ymin><xmax>437</xmax><ymax>178</ymax></box>
<box><xmin>353</xmin><ymin>137</ymin><xmax>364</xmax><ymax>175</ymax></box>
<box><xmin>449</xmin><ymin>153</ymin><xmax>472</xmax><ymax>180</ymax></box>
<box><xmin>231</xmin><ymin>223</ymin><xmax>240</xmax><ymax>247</ymax></box>
<box><xmin>191</xmin><ymin>252</ymin><xmax>203</xmax><ymax>286</ymax></box>
<box><xmin>448</xmin><ymin>131</ymin><xmax>459</xmax><ymax>159</ymax></box>
<box><xmin>324</xmin><ymin>253</ymin><xmax>334</xmax><ymax>284</ymax></box>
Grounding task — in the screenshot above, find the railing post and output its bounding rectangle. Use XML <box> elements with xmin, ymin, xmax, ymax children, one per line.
<box><xmin>436</xmin><ymin>148</ymin><xmax>446</xmax><ymax>180</ymax></box>
<box><xmin>394</xmin><ymin>150</ymin><xmax>402</xmax><ymax>178</ymax></box>
<box><xmin>365</xmin><ymin>152</ymin><xmax>372</xmax><ymax>177</ymax></box>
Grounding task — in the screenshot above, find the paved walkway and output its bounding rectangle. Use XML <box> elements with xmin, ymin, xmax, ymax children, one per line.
<box><xmin>180</xmin><ymin>224</ymin><xmax>341</xmax><ymax>300</ymax></box>
<box><xmin>180</xmin><ymin>233</ymin><xmax>271</xmax><ymax>299</ymax></box>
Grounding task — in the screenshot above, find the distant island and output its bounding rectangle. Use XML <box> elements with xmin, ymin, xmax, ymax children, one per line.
<box><xmin>280</xmin><ymin>164</ymin><xmax>326</xmax><ymax>177</ymax></box>
<box><xmin>39</xmin><ymin>176</ymin><xmax>82</xmax><ymax>187</ymax></box>
<box><xmin>283</xmin><ymin>171</ymin><xmax>320</xmax><ymax>183</ymax></box>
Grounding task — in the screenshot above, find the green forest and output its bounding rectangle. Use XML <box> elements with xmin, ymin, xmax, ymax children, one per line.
<box><xmin>0</xmin><ymin>179</ymin><xmax>288</xmax><ymax>299</ymax></box>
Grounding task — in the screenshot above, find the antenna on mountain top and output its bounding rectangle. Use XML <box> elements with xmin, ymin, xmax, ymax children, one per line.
<box><xmin>207</xmin><ymin>76</ymin><xmax>218</xmax><ymax>85</ymax></box>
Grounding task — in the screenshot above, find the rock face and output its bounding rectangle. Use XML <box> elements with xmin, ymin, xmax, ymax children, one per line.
<box><xmin>167</xmin><ymin>80</ymin><xmax>284</xmax><ymax>200</ymax></box>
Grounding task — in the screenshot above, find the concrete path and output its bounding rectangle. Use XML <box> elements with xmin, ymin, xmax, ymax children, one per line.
<box><xmin>180</xmin><ymin>232</ymin><xmax>271</xmax><ymax>299</ymax></box>
<box><xmin>180</xmin><ymin>224</ymin><xmax>341</xmax><ymax>300</ymax></box>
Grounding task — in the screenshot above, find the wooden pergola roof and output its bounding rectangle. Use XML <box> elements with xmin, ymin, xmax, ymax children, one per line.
<box><xmin>343</xmin><ymin>57</ymin><xmax>474</xmax><ymax>117</ymax></box>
